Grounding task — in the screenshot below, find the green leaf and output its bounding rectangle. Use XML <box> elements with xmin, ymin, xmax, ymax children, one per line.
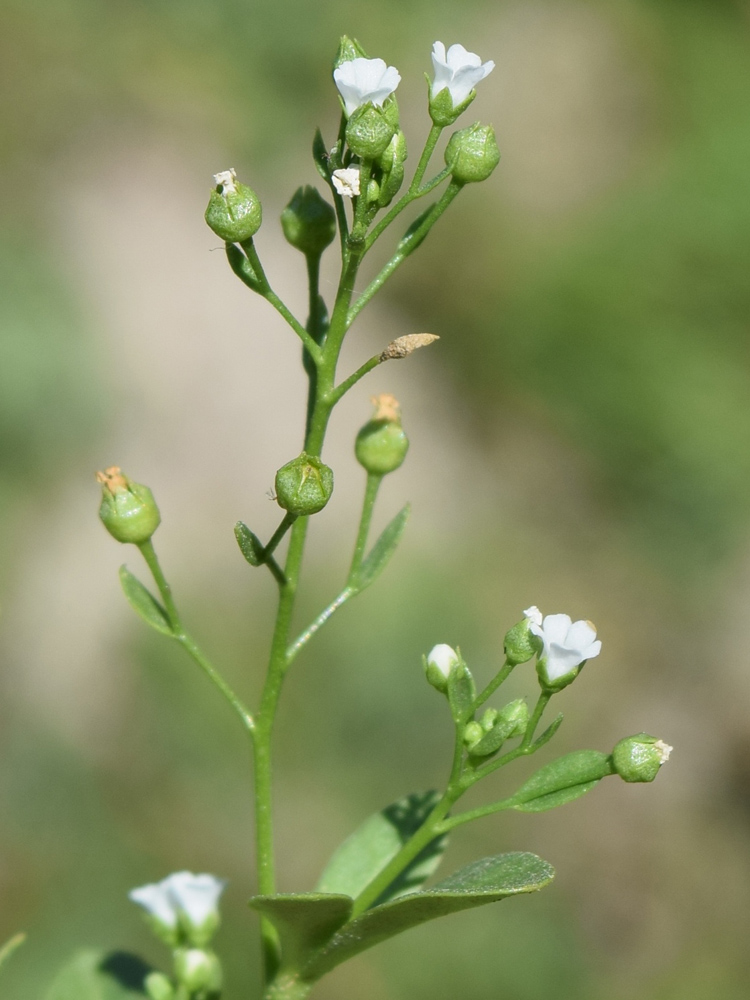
<box><xmin>511</xmin><ymin>749</ymin><xmax>614</xmax><ymax>813</ymax></box>
<box><xmin>398</xmin><ymin>207</ymin><xmax>433</xmax><ymax>256</ymax></box>
<box><xmin>0</xmin><ymin>933</ymin><xmax>25</xmax><ymax>972</ymax></box>
<box><xmin>531</xmin><ymin>713</ymin><xmax>564</xmax><ymax>751</ymax></box>
<box><xmin>249</xmin><ymin>894</ymin><xmax>352</xmax><ymax>970</ymax></box>
<box><xmin>352</xmin><ymin>504</ymin><xmax>410</xmax><ymax>592</ymax></box>
<box><xmin>119</xmin><ymin>566</ymin><xmax>173</xmax><ymax>636</ymax></box>
<box><xmin>312</xmin><ymin>129</ymin><xmax>330</xmax><ymax>181</ymax></box>
<box><xmin>234</xmin><ymin>520</ymin><xmax>264</xmax><ymax>566</ymax></box>
<box><xmin>315</xmin><ymin>791</ymin><xmax>448</xmax><ymax>904</ymax></box>
<box><xmin>45</xmin><ymin>951</ymin><xmax>151</xmax><ymax>1000</ymax></box>
<box><xmin>304</xmin><ymin>852</ymin><xmax>554</xmax><ymax>980</ymax></box>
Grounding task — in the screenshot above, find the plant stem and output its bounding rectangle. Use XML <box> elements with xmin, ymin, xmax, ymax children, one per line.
<box><xmin>440</xmin><ymin>794</ymin><xmax>516</xmax><ymax>831</ymax></box>
<box><xmin>473</xmin><ymin>658</ymin><xmax>514</xmax><ymax>711</ymax></box>
<box><xmin>521</xmin><ymin>691</ymin><xmax>551</xmax><ymax>749</ymax></box>
<box><xmin>348</xmin><ymin>473</ymin><xmax>382</xmax><ymax>581</ymax></box>
<box><xmin>137</xmin><ymin>540</ymin><xmax>254</xmax><ymax>732</ymax></box>
<box><xmin>412</xmin><ymin>123</ymin><xmax>443</xmax><ymax>191</ymax></box>
<box><xmin>330</xmin><ymin>353</ymin><xmax>382</xmax><ymax>404</ymax></box>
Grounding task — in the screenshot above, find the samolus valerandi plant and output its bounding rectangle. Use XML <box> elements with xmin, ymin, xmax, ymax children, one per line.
<box><xmin>30</xmin><ymin>36</ymin><xmax>672</xmax><ymax>1000</ymax></box>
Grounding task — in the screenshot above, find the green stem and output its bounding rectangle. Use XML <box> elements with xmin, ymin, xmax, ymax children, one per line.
<box><xmin>411</xmin><ymin>123</ymin><xmax>444</xmax><ymax>191</ymax></box>
<box><xmin>440</xmin><ymin>795</ymin><xmax>516</xmax><ymax>832</ymax></box>
<box><xmin>285</xmin><ymin>586</ymin><xmax>355</xmax><ymax>663</ymax></box>
<box><xmin>330</xmin><ymin>353</ymin><xmax>382</xmax><ymax>404</ymax></box>
<box><xmin>137</xmin><ymin>540</ymin><xmax>255</xmax><ymax>732</ymax></box>
<box><xmin>263</xmin><ymin>973</ymin><xmax>313</xmax><ymax>1000</ymax></box>
<box><xmin>474</xmin><ymin>659</ymin><xmax>514</xmax><ymax>711</ymax></box>
<box><xmin>239</xmin><ymin>240</ymin><xmax>322</xmax><ymax>363</ymax></box>
<box><xmin>348</xmin><ymin>473</ymin><xmax>382</xmax><ymax>581</ymax></box>
<box><xmin>347</xmin><ymin>182</ymin><xmax>462</xmax><ymax>328</ymax></box>
<box><xmin>521</xmin><ymin>691</ymin><xmax>551</xmax><ymax>749</ymax></box>
<box><xmin>264</xmin><ymin>513</ymin><xmax>298</xmax><ymax>562</ymax></box>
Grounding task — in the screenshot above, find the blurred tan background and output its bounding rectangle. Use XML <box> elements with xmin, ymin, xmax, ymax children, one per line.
<box><xmin>2</xmin><ymin>0</ymin><xmax>750</xmax><ymax>996</ymax></box>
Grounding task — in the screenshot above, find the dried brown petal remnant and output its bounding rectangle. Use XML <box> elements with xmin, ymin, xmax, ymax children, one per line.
<box><xmin>96</xmin><ymin>466</ymin><xmax>129</xmax><ymax>493</ymax></box>
<box><xmin>371</xmin><ymin>393</ymin><xmax>401</xmax><ymax>423</ymax></box>
<box><xmin>380</xmin><ymin>333</ymin><xmax>439</xmax><ymax>361</ymax></box>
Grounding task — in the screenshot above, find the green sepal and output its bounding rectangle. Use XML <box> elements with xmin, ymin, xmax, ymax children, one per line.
<box><xmin>510</xmin><ymin>750</ymin><xmax>614</xmax><ymax>813</ymax></box>
<box><xmin>428</xmin><ymin>79</ymin><xmax>476</xmax><ymax>127</ymax></box>
<box><xmin>304</xmin><ymin>853</ymin><xmax>555</xmax><ymax>981</ymax></box>
<box><xmin>248</xmin><ymin>894</ymin><xmax>352</xmax><ymax>971</ymax></box>
<box><xmin>447</xmin><ymin>656</ymin><xmax>475</xmax><ymax>725</ymax></box>
<box><xmin>316</xmin><ymin>791</ymin><xmax>448</xmax><ymax>904</ymax></box>
<box><xmin>468</xmin><ymin>714</ymin><xmax>522</xmax><ymax>759</ymax></box>
<box><xmin>530</xmin><ymin>713</ymin><xmax>564</xmax><ymax>751</ymax></box>
<box><xmin>45</xmin><ymin>950</ymin><xmax>152</xmax><ymax>999</ymax></box>
<box><xmin>119</xmin><ymin>566</ymin><xmax>173</xmax><ymax>636</ymax></box>
<box><xmin>234</xmin><ymin>521</ymin><xmax>264</xmax><ymax>567</ymax></box>
<box><xmin>225</xmin><ymin>242</ymin><xmax>261</xmax><ymax>292</ymax></box>
<box><xmin>351</xmin><ymin>504</ymin><xmax>410</xmax><ymax>592</ymax></box>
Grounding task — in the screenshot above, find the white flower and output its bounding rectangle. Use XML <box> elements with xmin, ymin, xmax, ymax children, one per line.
<box><xmin>213</xmin><ymin>169</ymin><xmax>237</xmax><ymax>194</ymax></box>
<box><xmin>523</xmin><ymin>606</ymin><xmax>543</xmax><ymax>627</ymax></box>
<box><xmin>654</xmin><ymin>739</ymin><xmax>673</xmax><ymax>764</ymax></box>
<box><xmin>529</xmin><ymin>613</ymin><xmax>601</xmax><ymax>686</ymax></box>
<box><xmin>129</xmin><ymin>871</ymin><xmax>226</xmax><ymax>931</ymax></box>
<box><xmin>426</xmin><ymin>643</ymin><xmax>459</xmax><ymax>680</ymax></box>
<box><xmin>430</xmin><ymin>42</ymin><xmax>495</xmax><ymax>107</ymax></box>
<box><xmin>333</xmin><ymin>57</ymin><xmax>401</xmax><ymax>116</ymax></box>
<box><xmin>332</xmin><ymin>167</ymin><xmax>361</xmax><ymax>198</ymax></box>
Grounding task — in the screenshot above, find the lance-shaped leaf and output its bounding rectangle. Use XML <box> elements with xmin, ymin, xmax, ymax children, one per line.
<box><xmin>312</xmin><ymin>128</ymin><xmax>330</xmax><ymax>181</ymax></box>
<box><xmin>316</xmin><ymin>791</ymin><xmax>448</xmax><ymax>904</ymax></box>
<box><xmin>235</xmin><ymin>521</ymin><xmax>264</xmax><ymax>567</ymax></box>
<box><xmin>304</xmin><ymin>852</ymin><xmax>554</xmax><ymax>980</ymax></box>
<box><xmin>119</xmin><ymin>567</ymin><xmax>173</xmax><ymax>637</ymax></box>
<box><xmin>468</xmin><ymin>714</ymin><xmax>521</xmax><ymax>758</ymax></box>
<box><xmin>45</xmin><ymin>950</ymin><xmax>151</xmax><ymax>1000</ymax></box>
<box><xmin>530</xmin><ymin>713</ymin><xmax>564</xmax><ymax>752</ymax></box>
<box><xmin>351</xmin><ymin>504</ymin><xmax>410</xmax><ymax>592</ymax></box>
<box><xmin>510</xmin><ymin>749</ymin><xmax>615</xmax><ymax>813</ymax></box>
<box><xmin>249</xmin><ymin>894</ymin><xmax>352</xmax><ymax>970</ymax></box>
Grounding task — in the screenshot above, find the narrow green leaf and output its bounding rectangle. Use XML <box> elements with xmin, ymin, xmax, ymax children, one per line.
<box><xmin>119</xmin><ymin>567</ymin><xmax>173</xmax><ymax>636</ymax></box>
<box><xmin>225</xmin><ymin>242</ymin><xmax>261</xmax><ymax>291</ymax></box>
<box><xmin>316</xmin><ymin>791</ymin><xmax>448</xmax><ymax>903</ymax></box>
<box><xmin>312</xmin><ymin>129</ymin><xmax>330</xmax><ymax>181</ymax></box>
<box><xmin>468</xmin><ymin>716</ymin><xmax>519</xmax><ymax>758</ymax></box>
<box><xmin>398</xmin><ymin>207</ymin><xmax>433</xmax><ymax>255</ymax></box>
<box><xmin>304</xmin><ymin>852</ymin><xmax>554</xmax><ymax>980</ymax></box>
<box><xmin>45</xmin><ymin>950</ymin><xmax>151</xmax><ymax>1000</ymax></box>
<box><xmin>249</xmin><ymin>894</ymin><xmax>352</xmax><ymax>970</ymax></box>
<box><xmin>352</xmin><ymin>504</ymin><xmax>410</xmax><ymax>592</ymax></box>
<box><xmin>234</xmin><ymin>521</ymin><xmax>264</xmax><ymax>566</ymax></box>
<box><xmin>0</xmin><ymin>933</ymin><xmax>25</xmax><ymax>972</ymax></box>
<box><xmin>531</xmin><ymin>713</ymin><xmax>564</xmax><ymax>751</ymax></box>
<box><xmin>511</xmin><ymin>749</ymin><xmax>614</xmax><ymax>813</ymax></box>
<box><xmin>448</xmin><ymin>664</ymin><xmax>475</xmax><ymax>725</ymax></box>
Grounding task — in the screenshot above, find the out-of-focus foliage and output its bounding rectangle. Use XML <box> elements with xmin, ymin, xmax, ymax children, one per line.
<box><xmin>2</xmin><ymin>1</ymin><xmax>750</xmax><ymax>999</ymax></box>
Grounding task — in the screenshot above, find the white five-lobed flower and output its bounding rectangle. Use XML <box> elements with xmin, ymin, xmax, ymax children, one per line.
<box><xmin>426</xmin><ymin>643</ymin><xmax>459</xmax><ymax>680</ymax></box>
<box><xmin>129</xmin><ymin>871</ymin><xmax>227</xmax><ymax>929</ymax></box>
<box><xmin>430</xmin><ymin>42</ymin><xmax>495</xmax><ymax>107</ymax></box>
<box><xmin>333</xmin><ymin>57</ymin><xmax>401</xmax><ymax>116</ymax></box>
<box><xmin>331</xmin><ymin>167</ymin><xmax>361</xmax><ymax>198</ymax></box>
<box><xmin>529</xmin><ymin>612</ymin><xmax>601</xmax><ymax>684</ymax></box>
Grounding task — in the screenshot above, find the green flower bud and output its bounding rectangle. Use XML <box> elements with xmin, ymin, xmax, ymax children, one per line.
<box><xmin>375</xmin><ymin>130</ymin><xmax>407</xmax><ymax>207</ymax></box>
<box><xmin>444</xmin><ymin>123</ymin><xmax>500</xmax><ymax>185</ymax></box>
<box><xmin>463</xmin><ymin>721</ymin><xmax>484</xmax><ymax>749</ymax></box>
<box><xmin>355</xmin><ymin>394</ymin><xmax>409</xmax><ymax>476</ymax></box>
<box><xmin>145</xmin><ymin>972</ymin><xmax>175</xmax><ymax>1000</ymax></box>
<box><xmin>275</xmin><ymin>453</ymin><xmax>334</xmax><ymax>516</ymax></box>
<box><xmin>205</xmin><ymin>169</ymin><xmax>262</xmax><ymax>243</ymax></box>
<box><xmin>346</xmin><ymin>104</ymin><xmax>396</xmax><ymax>160</ymax></box>
<box><xmin>97</xmin><ymin>467</ymin><xmax>161</xmax><ymax>545</ymax></box>
<box><xmin>496</xmin><ymin>698</ymin><xmax>529</xmax><ymax>738</ymax></box>
<box><xmin>334</xmin><ymin>35</ymin><xmax>368</xmax><ymax>69</ymax></box>
<box><xmin>424</xmin><ymin>643</ymin><xmax>460</xmax><ymax>693</ymax></box>
<box><xmin>480</xmin><ymin>707</ymin><xmax>499</xmax><ymax>733</ymax></box>
<box><xmin>612</xmin><ymin>734</ymin><xmax>673</xmax><ymax>783</ymax></box>
<box><xmin>174</xmin><ymin>949</ymin><xmax>221</xmax><ymax>994</ymax></box>
<box><xmin>504</xmin><ymin>607</ymin><xmax>543</xmax><ymax>666</ymax></box>
<box><xmin>281</xmin><ymin>186</ymin><xmax>336</xmax><ymax>257</ymax></box>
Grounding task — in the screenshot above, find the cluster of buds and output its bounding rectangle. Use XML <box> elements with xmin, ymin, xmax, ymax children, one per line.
<box><xmin>130</xmin><ymin>871</ymin><xmax>226</xmax><ymax>999</ymax></box>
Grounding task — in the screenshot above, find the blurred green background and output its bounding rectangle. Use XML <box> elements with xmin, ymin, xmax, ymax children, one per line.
<box><xmin>2</xmin><ymin>0</ymin><xmax>750</xmax><ymax>996</ymax></box>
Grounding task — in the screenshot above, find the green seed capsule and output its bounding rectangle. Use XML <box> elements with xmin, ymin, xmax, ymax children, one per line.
<box><xmin>275</xmin><ymin>453</ymin><xmax>334</xmax><ymax>516</ymax></box>
<box><xmin>444</xmin><ymin>123</ymin><xmax>500</xmax><ymax>184</ymax></box>
<box><xmin>346</xmin><ymin>104</ymin><xmax>396</xmax><ymax>160</ymax></box>
<box><xmin>97</xmin><ymin>467</ymin><xmax>161</xmax><ymax>545</ymax></box>
<box><xmin>612</xmin><ymin>734</ymin><xmax>673</xmax><ymax>783</ymax></box>
<box><xmin>281</xmin><ymin>186</ymin><xmax>336</xmax><ymax>256</ymax></box>
<box><xmin>355</xmin><ymin>394</ymin><xmax>409</xmax><ymax>476</ymax></box>
<box><xmin>205</xmin><ymin>169</ymin><xmax>262</xmax><ymax>243</ymax></box>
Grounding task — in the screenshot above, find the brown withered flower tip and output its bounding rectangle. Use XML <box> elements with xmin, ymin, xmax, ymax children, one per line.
<box><xmin>379</xmin><ymin>333</ymin><xmax>439</xmax><ymax>361</ymax></box>
<box><xmin>371</xmin><ymin>393</ymin><xmax>401</xmax><ymax>423</ymax></box>
<box><xmin>95</xmin><ymin>466</ymin><xmax>129</xmax><ymax>493</ymax></box>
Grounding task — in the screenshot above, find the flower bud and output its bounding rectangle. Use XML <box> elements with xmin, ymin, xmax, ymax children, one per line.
<box><xmin>496</xmin><ymin>698</ymin><xmax>529</xmax><ymax>738</ymax></box>
<box><xmin>145</xmin><ymin>972</ymin><xmax>175</xmax><ymax>1000</ymax></box>
<box><xmin>281</xmin><ymin>186</ymin><xmax>336</xmax><ymax>257</ymax></box>
<box><xmin>612</xmin><ymin>734</ymin><xmax>673</xmax><ymax>783</ymax></box>
<box><xmin>424</xmin><ymin>643</ymin><xmax>459</xmax><ymax>693</ymax></box>
<box><xmin>480</xmin><ymin>707</ymin><xmax>499</xmax><ymax>732</ymax></box>
<box><xmin>346</xmin><ymin>104</ymin><xmax>396</xmax><ymax>160</ymax></box>
<box><xmin>97</xmin><ymin>467</ymin><xmax>161</xmax><ymax>545</ymax></box>
<box><xmin>463</xmin><ymin>721</ymin><xmax>484</xmax><ymax>749</ymax></box>
<box><xmin>334</xmin><ymin>35</ymin><xmax>368</xmax><ymax>69</ymax></box>
<box><xmin>444</xmin><ymin>123</ymin><xmax>500</xmax><ymax>185</ymax></box>
<box><xmin>375</xmin><ymin>130</ymin><xmax>408</xmax><ymax>207</ymax></box>
<box><xmin>275</xmin><ymin>453</ymin><xmax>334</xmax><ymax>516</ymax></box>
<box><xmin>504</xmin><ymin>607</ymin><xmax>543</xmax><ymax>666</ymax></box>
<box><xmin>205</xmin><ymin>169</ymin><xmax>262</xmax><ymax>243</ymax></box>
<box><xmin>174</xmin><ymin>949</ymin><xmax>221</xmax><ymax>994</ymax></box>
<box><xmin>355</xmin><ymin>394</ymin><xmax>409</xmax><ymax>476</ymax></box>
